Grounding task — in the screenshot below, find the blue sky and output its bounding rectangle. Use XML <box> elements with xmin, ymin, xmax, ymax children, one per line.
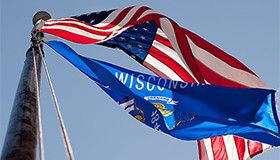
<box><xmin>1</xmin><ymin>1</ymin><xmax>279</xmax><ymax>159</ymax></box>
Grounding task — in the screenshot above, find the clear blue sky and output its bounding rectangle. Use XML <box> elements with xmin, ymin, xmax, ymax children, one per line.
<box><xmin>1</xmin><ymin>1</ymin><xmax>279</xmax><ymax>159</ymax></box>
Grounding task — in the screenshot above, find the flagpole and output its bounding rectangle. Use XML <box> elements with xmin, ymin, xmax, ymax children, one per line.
<box><xmin>1</xmin><ymin>11</ymin><xmax>51</xmax><ymax>160</ymax></box>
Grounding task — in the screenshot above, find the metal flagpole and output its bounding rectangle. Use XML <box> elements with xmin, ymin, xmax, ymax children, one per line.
<box><xmin>1</xmin><ymin>11</ymin><xmax>51</xmax><ymax>160</ymax></box>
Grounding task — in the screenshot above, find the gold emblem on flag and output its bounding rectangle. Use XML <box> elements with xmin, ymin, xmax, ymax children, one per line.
<box><xmin>153</xmin><ymin>103</ymin><xmax>173</xmax><ymax>117</ymax></box>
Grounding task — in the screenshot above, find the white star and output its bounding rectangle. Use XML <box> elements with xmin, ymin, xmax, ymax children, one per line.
<box><xmin>90</xmin><ymin>19</ymin><xmax>95</xmax><ymax>24</ymax></box>
<box><xmin>131</xmin><ymin>55</ymin><xmax>136</xmax><ymax>59</ymax></box>
<box><xmin>138</xmin><ymin>45</ymin><xmax>143</xmax><ymax>48</ymax></box>
<box><xmin>127</xmin><ymin>44</ymin><xmax>132</xmax><ymax>48</ymax></box>
<box><xmin>120</xmin><ymin>37</ymin><xmax>125</xmax><ymax>41</ymax></box>
<box><xmin>130</xmin><ymin>37</ymin><xmax>136</xmax><ymax>40</ymax></box>
<box><xmin>143</xmin><ymin>28</ymin><xmax>148</xmax><ymax>31</ymax></box>
<box><xmin>140</xmin><ymin>36</ymin><xmax>146</xmax><ymax>40</ymax></box>
<box><xmin>133</xmin><ymin>28</ymin><xmax>138</xmax><ymax>31</ymax></box>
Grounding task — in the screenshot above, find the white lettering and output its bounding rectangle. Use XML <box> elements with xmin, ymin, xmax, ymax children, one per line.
<box><xmin>147</xmin><ymin>76</ymin><xmax>156</xmax><ymax>91</ymax></box>
<box><xmin>115</xmin><ymin>72</ymin><xmax>129</xmax><ymax>84</ymax></box>
<box><xmin>151</xmin><ymin>110</ymin><xmax>161</xmax><ymax>131</ymax></box>
<box><xmin>151</xmin><ymin>113</ymin><xmax>159</xmax><ymax>124</ymax></box>
<box><xmin>135</xmin><ymin>75</ymin><xmax>144</xmax><ymax>90</ymax></box>
<box><xmin>154</xmin><ymin>122</ymin><xmax>161</xmax><ymax>130</ymax></box>
<box><xmin>116</xmin><ymin>72</ymin><xmax>169</xmax><ymax>92</ymax></box>
<box><xmin>151</xmin><ymin>109</ymin><xmax>158</xmax><ymax>118</ymax></box>
<box><xmin>180</xmin><ymin>82</ymin><xmax>189</xmax><ymax>88</ymax></box>
<box><xmin>129</xmin><ymin>74</ymin><xmax>134</xmax><ymax>88</ymax></box>
<box><xmin>169</xmin><ymin>81</ymin><xmax>179</xmax><ymax>89</ymax></box>
<box><xmin>157</xmin><ymin>78</ymin><xmax>166</xmax><ymax>91</ymax></box>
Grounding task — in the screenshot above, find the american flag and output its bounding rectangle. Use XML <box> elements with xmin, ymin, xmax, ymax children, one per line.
<box><xmin>39</xmin><ymin>6</ymin><xmax>272</xmax><ymax>160</ymax></box>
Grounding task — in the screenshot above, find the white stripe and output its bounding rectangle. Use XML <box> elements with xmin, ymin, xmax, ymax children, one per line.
<box><xmin>94</xmin><ymin>7</ymin><xmax>125</xmax><ymax>27</ymax></box>
<box><xmin>152</xmin><ymin>39</ymin><xmax>195</xmax><ymax>79</ymax></box>
<box><xmin>104</xmin><ymin>6</ymin><xmax>142</xmax><ymax>32</ymax></box>
<box><xmin>100</xmin><ymin>26</ymin><xmax>131</xmax><ymax>43</ymax></box>
<box><xmin>42</xmin><ymin>25</ymin><xmax>106</xmax><ymax>40</ymax></box>
<box><xmin>204</xmin><ymin>80</ymin><xmax>210</xmax><ymax>84</ymax></box>
<box><xmin>222</xmin><ymin>135</ymin><xmax>239</xmax><ymax>160</ymax></box>
<box><xmin>243</xmin><ymin>139</ymin><xmax>251</xmax><ymax>160</ymax></box>
<box><xmin>45</xmin><ymin>18</ymin><xmax>113</xmax><ymax>33</ymax></box>
<box><xmin>33</xmin><ymin>19</ymin><xmax>46</xmax><ymax>31</ymax></box>
<box><xmin>43</xmin><ymin>22</ymin><xmax>130</xmax><ymax>44</ymax></box>
<box><xmin>156</xmin><ymin>29</ymin><xmax>168</xmax><ymax>39</ymax></box>
<box><xmin>261</xmin><ymin>143</ymin><xmax>271</xmax><ymax>152</ymax></box>
<box><xmin>126</xmin><ymin>105</ymin><xmax>135</xmax><ymax>113</ymax></box>
<box><xmin>46</xmin><ymin>18</ymin><xmax>82</xmax><ymax>25</ymax></box>
<box><xmin>119</xmin><ymin>99</ymin><xmax>134</xmax><ymax>109</ymax></box>
<box><xmin>137</xmin><ymin>9</ymin><xmax>156</xmax><ymax>20</ymax></box>
<box><xmin>159</xmin><ymin>18</ymin><xmax>198</xmax><ymax>83</ymax></box>
<box><xmin>187</xmin><ymin>36</ymin><xmax>267</xmax><ymax>88</ymax></box>
<box><xmin>203</xmin><ymin>138</ymin><xmax>214</xmax><ymax>160</ymax></box>
<box><xmin>46</xmin><ymin>18</ymin><xmax>75</xmax><ymax>23</ymax></box>
<box><xmin>144</xmin><ymin>54</ymin><xmax>183</xmax><ymax>81</ymax></box>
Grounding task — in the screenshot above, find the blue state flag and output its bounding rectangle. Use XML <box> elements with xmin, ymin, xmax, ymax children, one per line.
<box><xmin>46</xmin><ymin>40</ymin><xmax>280</xmax><ymax>146</ymax></box>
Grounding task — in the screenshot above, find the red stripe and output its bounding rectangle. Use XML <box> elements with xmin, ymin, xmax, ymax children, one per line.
<box><xmin>98</xmin><ymin>6</ymin><xmax>133</xmax><ymax>30</ymax></box>
<box><xmin>121</xmin><ymin>6</ymin><xmax>151</xmax><ymax>26</ymax></box>
<box><xmin>211</xmin><ymin>137</ymin><xmax>228</xmax><ymax>160</ymax></box>
<box><xmin>183</xmin><ymin>28</ymin><xmax>257</xmax><ymax>76</ymax></box>
<box><xmin>198</xmin><ymin>140</ymin><xmax>209</xmax><ymax>160</ymax></box>
<box><xmin>143</xmin><ymin>61</ymin><xmax>169</xmax><ymax>79</ymax></box>
<box><xmin>154</xmin><ymin>34</ymin><xmax>174</xmax><ymax>49</ymax></box>
<box><xmin>43</xmin><ymin>22</ymin><xmax>111</xmax><ymax>36</ymax></box>
<box><xmin>135</xmin><ymin>12</ymin><xmax>162</xmax><ymax>25</ymax></box>
<box><xmin>149</xmin><ymin>47</ymin><xmax>196</xmax><ymax>82</ymax></box>
<box><xmin>233</xmin><ymin>136</ymin><xmax>245</xmax><ymax>160</ymax></box>
<box><xmin>40</xmin><ymin>28</ymin><xmax>99</xmax><ymax>44</ymax></box>
<box><xmin>195</xmin><ymin>59</ymin><xmax>248</xmax><ymax>88</ymax></box>
<box><xmin>164</xmin><ymin>20</ymin><xmax>205</xmax><ymax>83</ymax></box>
<box><xmin>248</xmin><ymin>140</ymin><xmax>263</xmax><ymax>158</ymax></box>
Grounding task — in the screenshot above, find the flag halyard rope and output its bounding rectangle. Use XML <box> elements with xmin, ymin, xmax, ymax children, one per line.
<box><xmin>38</xmin><ymin>46</ymin><xmax>75</xmax><ymax>160</ymax></box>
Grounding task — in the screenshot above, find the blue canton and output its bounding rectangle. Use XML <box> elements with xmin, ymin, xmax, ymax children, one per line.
<box><xmin>72</xmin><ymin>9</ymin><xmax>115</xmax><ymax>25</ymax></box>
<box><xmin>101</xmin><ymin>21</ymin><xmax>157</xmax><ymax>63</ymax></box>
<box><xmin>72</xmin><ymin>10</ymin><xmax>158</xmax><ymax>63</ymax></box>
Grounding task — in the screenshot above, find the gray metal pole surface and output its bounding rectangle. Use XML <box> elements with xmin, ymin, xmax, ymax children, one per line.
<box><xmin>1</xmin><ymin>45</ymin><xmax>42</xmax><ymax>160</ymax></box>
<box><xmin>1</xmin><ymin>12</ymin><xmax>51</xmax><ymax>160</ymax></box>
